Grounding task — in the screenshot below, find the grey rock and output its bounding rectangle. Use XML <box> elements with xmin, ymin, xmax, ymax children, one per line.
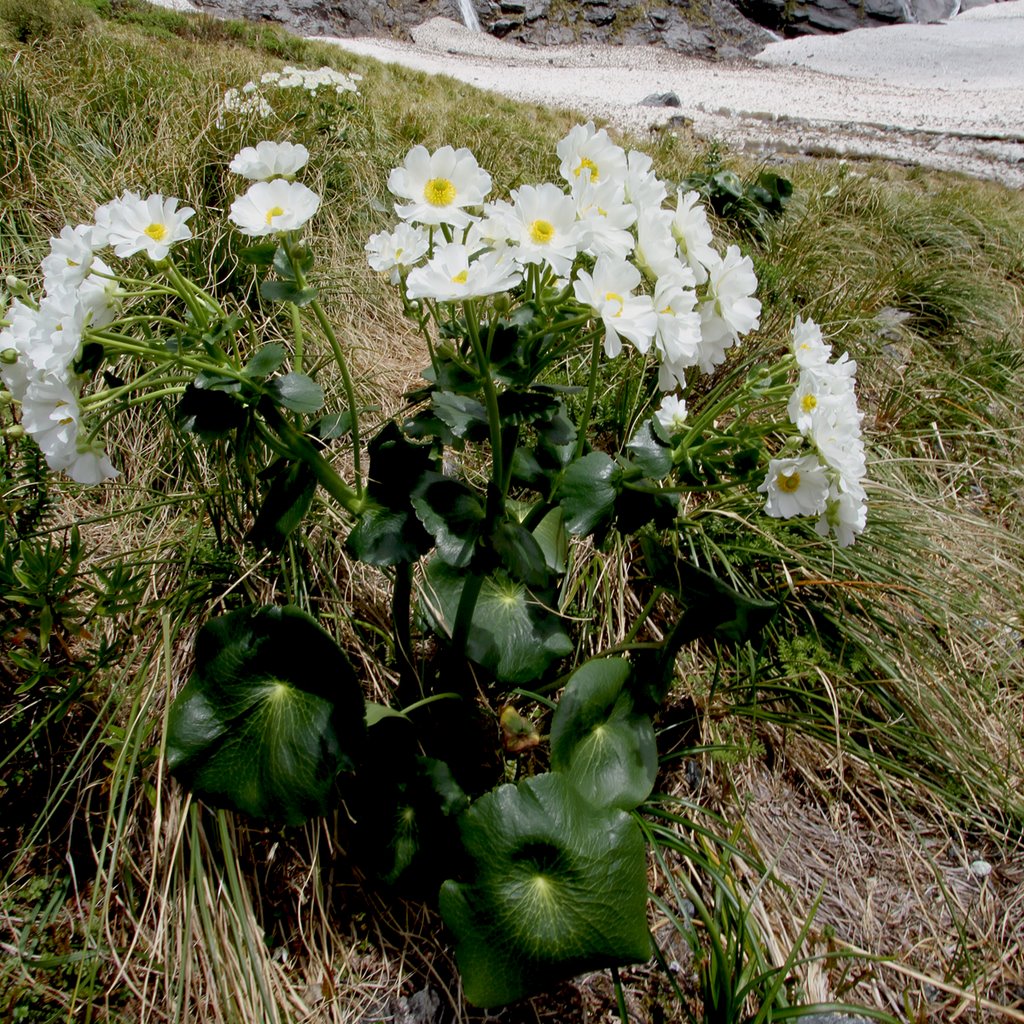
<box><xmin>735</xmin><ymin>0</ymin><xmax>994</xmax><ymax>35</ymax></box>
<box><xmin>189</xmin><ymin>0</ymin><xmax>775</xmax><ymax>59</ymax></box>
<box><xmin>641</xmin><ymin>91</ymin><xmax>682</xmax><ymax>107</ymax></box>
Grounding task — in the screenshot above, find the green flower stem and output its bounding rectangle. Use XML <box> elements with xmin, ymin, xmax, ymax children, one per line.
<box><xmin>611</xmin><ymin>967</ymin><xmax>629</xmax><ymax>1024</ymax></box>
<box><xmin>260</xmin><ymin>401</ymin><xmax>363</xmax><ymax>516</ymax></box>
<box><xmin>281</xmin><ymin>239</ymin><xmax>364</xmax><ymax>498</ymax></box>
<box><xmin>289</xmin><ymin>301</ymin><xmax>305</xmax><ymax>374</ymax></box>
<box><xmin>392</xmin><ymin>560</ymin><xmax>420</xmax><ymax>703</ymax></box>
<box><xmin>463</xmin><ymin>298</ymin><xmax>505</xmax><ymax>497</ymax></box>
<box><xmin>82</xmin><ymin>380</ymin><xmax>188</xmax><ymax>414</ymax></box>
<box><xmin>450</xmin><ymin>569</ymin><xmax>485</xmax><ymax>659</ymax></box>
<box><xmin>164</xmin><ymin>260</ymin><xmax>209</xmax><ymax>330</ymax></box>
<box><xmin>89</xmin><ymin>330</ymin><xmax>244</xmax><ymax>380</ymax></box>
<box><xmin>574</xmin><ymin>327</ymin><xmax>604</xmax><ymax>460</ymax></box>
<box><xmin>308</xmin><ymin>296</ymin><xmax>364</xmax><ymax>497</ymax></box>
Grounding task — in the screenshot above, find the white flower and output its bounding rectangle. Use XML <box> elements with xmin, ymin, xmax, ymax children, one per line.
<box><xmin>405</xmin><ymin>242</ymin><xmax>522</xmax><ymax>303</ymax></box>
<box><xmin>41</xmin><ymin>225</ymin><xmax>97</xmax><ymax>291</ymax></box>
<box><xmin>229</xmin><ymin>179</ymin><xmax>321</xmax><ymax>237</ymax></box>
<box><xmin>623</xmin><ymin>150</ymin><xmax>667</xmax><ymax>212</ymax></box>
<box><xmin>695</xmin><ymin>245</ymin><xmax>761</xmax><ymax>372</ymax></box>
<box><xmin>634</xmin><ymin>207</ymin><xmax>678</xmax><ymax>282</ymax></box>
<box><xmin>216</xmin><ymin>86</ymin><xmax>274</xmax><ymax>128</ymax></box>
<box><xmin>573</xmin><ymin>255</ymin><xmax>657</xmax><ymax>359</ymax></box>
<box><xmin>388</xmin><ymin>145</ymin><xmax>491</xmax><ymax>228</ymax></box>
<box><xmin>652</xmin><ymin>265</ymin><xmax>701</xmax><ymax>387</ymax></box>
<box><xmin>655</xmin><ymin>394</ymin><xmax>688</xmax><ymax>434</ymax></box>
<box><xmin>98</xmin><ymin>192</ymin><xmax>195</xmax><ymax>261</ymax></box>
<box><xmin>788</xmin><ymin>356</ymin><xmax>858</xmax><ymax>435</ymax></box>
<box><xmin>814</xmin><ymin>488</ymin><xmax>867</xmax><ymax>547</ymax></box>
<box><xmin>791</xmin><ymin>315</ymin><xmax>832</xmax><ymax>369</ymax></box>
<box><xmin>505</xmin><ymin>182</ymin><xmax>581</xmax><ymax>277</ymax></box>
<box><xmin>670</xmin><ymin>190</ymin><xmax>717</xmax><ymax>285</ymax></box>
<box><xmin>366</xmin><ymin>223</ymin><xmax>430</xmax><ymax>283</ymax></box>
<box><xmin>556</xmin><ymin>121</ymin><xmax>627</xmax><ymax>188</ymax></box>
<box><xmin>76</xmin><ymin>257</ymin><xmax>121</xmax><ymax>330</ymax></box>
<box><xmin>572</xmin><ymin>175</ymin><xmax>636</xmax><ymax>261</ymax></box>
<box><xmin>758</xmin><ymin>455</ymin><xmax>830</xmax><ymax>519</ymax></box>
<box><xmin>229</xmin><ymin>141</ymin><xmax>310</xmax><ymax>181</ymax></box>
<box><xmin>21</xmin><ymin>376</ymin><xmax>82</xmax><ymax>466</ymax></box>
<box><xmin>0</xmin><ymin>299</ymin><xmax>40</xmax><ymax>401</ymax></box>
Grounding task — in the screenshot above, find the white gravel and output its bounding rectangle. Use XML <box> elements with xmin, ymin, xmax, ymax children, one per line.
<box><xmin>319</xmin><ymin>6</ymin><xmax>1024</xmax><ymax>188</ymax></box>
<box><xmin>145</xmin><ymin>0</ymin><xmax>1024</xmax><ymax>186</ymax></box>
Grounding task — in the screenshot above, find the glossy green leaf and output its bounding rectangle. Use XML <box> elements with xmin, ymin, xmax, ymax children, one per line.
<box><xmin>259</xmin><ymin>279</ymin><xmax>318</xmax><ymax>307</ymax></box>
<box><xmin>247</xmin><ymin>458</ymin><xmax>317</xmax><ymax>551</ymax></box>
<box><xmin>175</xmin><ymin>384</ymin><xmax>247</xmax><ymax>440</ymax></box>
<box><xmin>532</xmin><ymin>507</ymin><xmax>568</xmax><ymax>575</ymax></box>
<box><xmin>421</xmin><ymin>561</ymin><xmax>572</xmax><ymax>684</ymax></box>
<box><xmin>411</xmin><ymin>473</ymin><xmax>486</xmax><ymax>568</ymax></box>
<box><xmin>550</xmin><ymin>658</ymin><xmax>657</xmax><ymax>810</ymax></box>
<box><xmin>491</xmin><ymin>520</ymin><xmax>550</xmax><ymax>587</ymax></box>
<box><xmin>347</xmin><ymin>506</ymin><xmax>430</xmax><ymax>566</ymax></box>
<box><xmin>555</xmin><ymin>452</ymin><xmax>621</xmax><ymax>536</ymax></box>
<box><xmin>242</xmin><ymin>343</ymin><xmax>287</xmax><ymax>380</ymax></box>
<box><xmin>166</xmin><ymin>606</ymin><xmax>365</xmax><ymax>825</ymax></box>
<box><xmin>626</xmin><ymin>417</ymin><xmax>674</xmax><ymax>480</ymax></box>
<box><xmin>432</xmin><ymin>391</ymin><xmax>489</xmax><ymax>441</ymax></box>
<box><xmin>439</xmin><ymin>772</ymin><xmax>650</xmax><ymax>1007</ymax></box>
<box><xmin>236</xmin><ymin>241</ymin><xmax>278</xmax><ymax>267</ymax></box>
<box><xmin>268</xmin><ymin>372</ymin><xmax>324</xmax><ymax>413</ymax></box>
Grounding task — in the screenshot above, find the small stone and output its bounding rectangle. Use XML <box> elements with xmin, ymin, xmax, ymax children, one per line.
<box><xmin>970</xmin><ymin>859</ymin><xmax>993</xmax><ymax>878</ymax></box>
<box><xmin>641</xmin><ymin>91</ymin><xmax>682</xmax><ymax>107</ymax></box>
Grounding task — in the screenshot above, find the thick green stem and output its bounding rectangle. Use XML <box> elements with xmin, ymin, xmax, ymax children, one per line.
<box><xmin>392</xmin><ymin>561</ymin><xmax>420</xmax><ymax>704</ymax></box>
<box><xmin>463</xmin><ymin>299</ymin><xmax>505</xmax><ymax>498</ymax></box>
<box><xmin>281</xmin><ymin>238</ymin><xmax>364</xmax><ymax>497</ymax></box>
<box><xmin>574</xmin><ymin>327</ymin><xmax>604</xmax><ymax>460</ymax></box>
<box><xmin>261</xmin><ymin>401</ymin><xmax>363</xmax><ymax>516</ymax></box>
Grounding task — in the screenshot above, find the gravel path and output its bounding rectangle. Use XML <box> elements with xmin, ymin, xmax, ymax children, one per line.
<box><xmin>320</xmin><ymin>5</ymin><xmax>1024</xmax><ymax>188</ymax></box>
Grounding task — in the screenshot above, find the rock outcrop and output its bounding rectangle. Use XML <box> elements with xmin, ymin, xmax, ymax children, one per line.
<box><xmin>189</xmin><ymin>0</ymin><xmax>775</xmax><ymax>59</ymax></box>
<box><xmin>733</xmin><ymin>0</ymin><xmax>992</xmax><ymax>35</ymax></box>
<box><xmin>187</xmin><ymin>0</ymin><xmax>998</xmax><ymax>52</ymax></box>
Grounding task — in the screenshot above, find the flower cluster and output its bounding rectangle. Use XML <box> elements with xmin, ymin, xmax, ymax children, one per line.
<box><xmin>260</xmin><ymin>66</ymin><xmax>361</xmax><ymax>97</ymax></box>
<box><xmin>1</xmin><ymin>193</ymin><xmax>195</xmax><ymax>483</ymax></box>
<box><xmin>227</xmin><ymin>140</ymin><xmax>321</xmax><ymax>237</ymax></box>
<box><xmin>759</xmin><ymin>317</ymin><xmax>868</xmax><ymax>546</ymax></box>
<box><xmin>215</xmin><ymin>84</ymin><xmax>274</xmax><ymax>129</ymax></box>
<box><xmin>367</xmin><ymin>122</ymin><xmax>761</xmax><ymax>406</ymax></box>
<box><xmin>216</xmin><ymin>67</ymin><xmax>361</xmax><ymax>128</ymax></box>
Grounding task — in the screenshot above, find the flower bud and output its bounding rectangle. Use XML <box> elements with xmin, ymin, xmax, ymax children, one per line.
<box><xmin>1</xmin><ymin>348</ymin><xmax>19</xmax><ymax>365</ymax></box>
<box><xmin>4</xmin><ymin>424</ymin><xmax>26</xmax><ymax>439</ymax></box>
<box><xmin>5</xmin><ymin>275</ymin><xmax>30</xmax><ymax>298</ymax></box>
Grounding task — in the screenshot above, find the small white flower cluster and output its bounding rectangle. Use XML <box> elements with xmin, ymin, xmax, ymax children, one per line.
<box><xmin>260</xmin><ymin>66</ymin><xmax>362</xmax><ymax>97</ymax></box>
<box><xmin>227</xmin><ymin>140</ymin><xmax>320</xmax><ymax>237</ymax></box>
<box><xmin>1</xmin><ymin>193</ymin><xmax>195</xmax><ymax>483</ymax></box>
<box><xmin>216</xmin><ymin>66</ymin><xmax>361</xmax><ymax>128</ymax></box>
<box><xmin>758</xmin><ymin>317</ymin><xmax>868</xmax><ymax>546</ymax></box>
<box><xmin>366</xmin><ymin>122</ymin><xmax>761</xmax><ymax>408</ymax></box>
<box><xmin>215</xmin><ymin>85</ymin><xmax>275</xmax><ymax>129</ymax></box>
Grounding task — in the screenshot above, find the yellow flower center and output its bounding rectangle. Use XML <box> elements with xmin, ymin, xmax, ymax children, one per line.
<box><xmin>424</xmin><ymin>177</ymin><xmax>456</xmax><ymax>207</ymax></box>
<box><xmin>451</xmin><ymin>269</ymin><xmax>468</xmax><ymax>284</ymax></box>
<box><xmin>604</xmin><ymin>291</ymin><xmax>624</xmax><ymax>317</ymax></box>
<box><xmin>529</xmin><ymin>219</ymin><xmax>555</xmax><ymax>245</ymax></box>
<box><xmin>264</xmin><ymin>205</ymin><xmax>285</xmax><ymax>226</ymax></box>
<box><xmin>800</xmin><ymin>394</ymin><xmax>818</xmax><ymax>414</ymax></box>
<box><xmin>574</xmin><ymin>157</ymin><xmax>599</xmax><ymax>182</ymax></box>
<box><xmin>144</xmin><ymin>223</ymin><xmax>168</xmax><ymax>241</ymax></box>
<box><xmin>778</xmin><ymin>471</ymin><xmax>801</xmax><ymax>493</ymax></box>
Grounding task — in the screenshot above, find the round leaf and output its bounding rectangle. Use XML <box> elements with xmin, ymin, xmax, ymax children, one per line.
<box><xmin>550</xmin><ymin>658</ymin><xmax>658</xmax><ymax>810</ymax></box>
<box><xmin>166</xmin><ymin>606</ymin><xmax>365</xmax><ymax>825</ymax></box>
<box><xmin>421</xmin><ymin>562</ymin><xmax>572</xmax><ymax>684</ymax></box>
<box><xmin>439</xmin><ymin>773</ymin><xmax>650</xmax><ymax>1007</ymax></box>
<box><xmin>555</xmin><ymin>452</ymin><xmax>621</xmax><ymax>536</ymax></box>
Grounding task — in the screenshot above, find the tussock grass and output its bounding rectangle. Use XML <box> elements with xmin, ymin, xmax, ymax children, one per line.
<box><xmin>2</xmin><ymin>2</ymin><xmax>1023</xmax><ymax>1022</ymax></box>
